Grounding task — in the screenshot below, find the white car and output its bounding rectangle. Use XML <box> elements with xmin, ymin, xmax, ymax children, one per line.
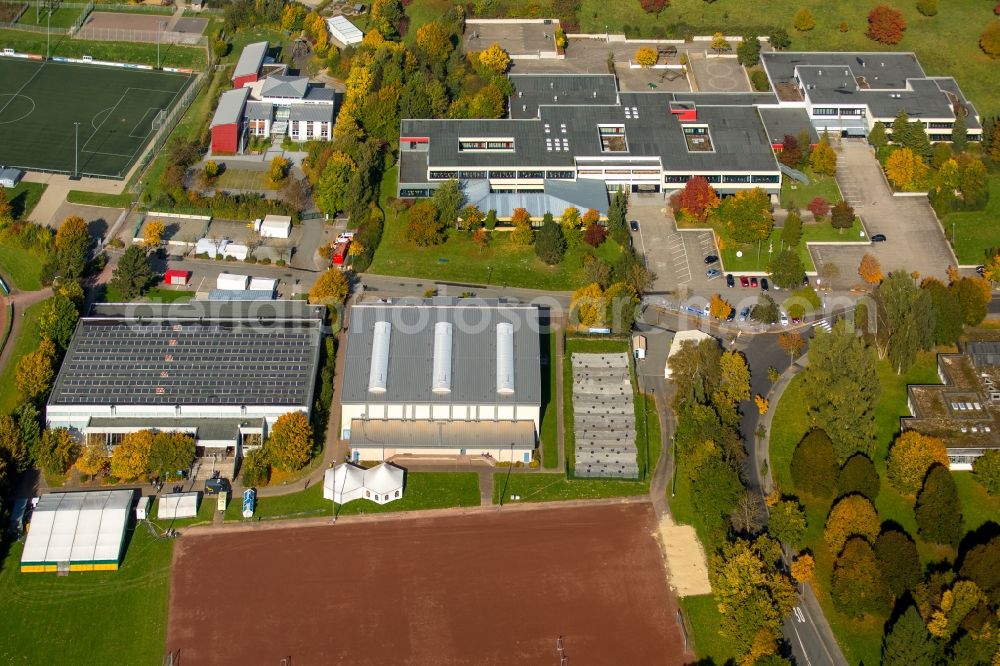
<box><xmin>780</xmin><ymin>311</ymin><xmax>789</xmax><ymax>326</ymax></box>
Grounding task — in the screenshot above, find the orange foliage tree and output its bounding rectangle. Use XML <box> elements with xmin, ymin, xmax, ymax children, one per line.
<box><xmin>858</xmin><ymin>253</ymin><xmax>883</xmax><ymax>285</ymax></box>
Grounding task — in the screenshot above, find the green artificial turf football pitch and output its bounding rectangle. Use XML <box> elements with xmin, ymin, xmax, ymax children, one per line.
<box><xmin>0</xmin><ymin>58</ymin><xmax>191</xmax><ymax>178</ymax></box>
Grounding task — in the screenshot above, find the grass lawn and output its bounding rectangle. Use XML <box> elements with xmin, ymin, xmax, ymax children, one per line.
<box><xmin>0</xmin><ymin>298</ymin><xmax>46</xmax><ymax>414</ymax></box>
<box><xmin>66</xmin><ymin>191</ymin><xmax>134</xmax><ymax>209</ymax></box>
<box><xmin>224</xmin><ymin>472</ymin><xmax>481</xmax><ymax>521</ymax></box>
<box><xmin>0</xmin><ymin>528</ymin><xmax>173</xmax><ymax>665</ymax></box>
<box><xmin>216</xmin><ymin>168</ymin><xmax>272</xmax><ymax>191</ymax></box>
<box><xmin>0</xmin><ymin>244</ymin><xmax>45</xmax><ymax>291</ymax></box>
<box><xmin>680</xmin><ymin>594</ymin><xmax>741</xmax><ymax>666</ymax></box>
<box><xmin>0</xmin><ymin>28</ymin><xmax>206</xmax><ymax>69</ymax></box>
<box><xmin>16</xmin><ymin>4</ymin><xmax>82</xmax><ymax>28</ymax></box>
<box><xmin>780</xmin><ymin>169</ymin><xmax>843</xmax><ymax>211</ymax></box>
<box><xmin>767</xmin><ymin>350</ymin><xmax>963</xmax><ymax>666</ymax></box>
<box><xmin>492</xmin><ymin>472</ymin><xmax>647</xmax><ymax>504</ymax></box>
<box><xmin>3</xmin><ymin>181</ymin><xmax>47</xmax><ymax>221</ymax></box>
<box><xmin>150</xmin><ymin>494</ymin><xmax>217</xmax><ymax>528</ymax></box>
<box><xmin>946</xmin><ymin>173</ymin><xmax>1000</xmax><ymax>266</ymax></box>
<box><xmin>577</xmin><ymin>0</ymin><xmax>1000</xmax><ymax>117</ymax></box>
<box><xmin>101</xmin><ymin>284</ymin><xmax>194</xmax><ymax>303</ymax></box>
<box><xmin>719</xmin><ymin>216</ymin><xmax>865</xmax><ymax>273</ymax></box>
<box><xmin>540</xmin><ymin>328</ymin><xmax>559</xmax><ymax>468</ymax></box>
<box><xmin>368</xmin><ymin>167</ymin><xmax>624</xmax><ymax>291</ymax></box>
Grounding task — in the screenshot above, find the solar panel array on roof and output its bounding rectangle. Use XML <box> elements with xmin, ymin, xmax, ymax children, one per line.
<box><xmin>49</xmin><ymin>319</ymin><xmax>321</xmax><ymax>406</ymax></box>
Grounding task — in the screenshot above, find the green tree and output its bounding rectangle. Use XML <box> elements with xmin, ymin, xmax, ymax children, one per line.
<box><xmin>951</xmin><ymin>111</ymin><xmax>967</xmax><ymax>152</ymax></box>
<box><xmin>484</xmin><ymin>209</ymin><xmax>498</xmax><ymax>231</ymax></box>
<box><xmin>891</xmin><ymin>109</ymin><xmax>911</xmax><ymax>145</ymax></box>
<box><xmin>604</xmin><ymin>281</ymin><xmax>638</xmax><ymax>334</ymax></box>
<box><xmin>767</xmin><ymin>499</ymin><xmax>807</xmax><ymax>547</ymax></box>
<box><xmin>405</xmin><ymin>200</ymin><xmax>445</xmax><ymax>246</ymax></box>
<box><xmin>14</xmin><ymin>402</ymin><xmax>40</xmax><ymax>467</ymax></box>
<box><xmin>832</xmin><ymin>536</ymin><xmax>892</xmax><ymax>615</ymax></box>
<box><xmin>751</xmin><ymin>294</ymin><xmax>781</xmax><ymax>324</ymax></box>
<box><xmin>791</xmin><ymin>429</ymin><xmax>839</xmax><ymax>498</ymax></box>
<box><xmin>868</xmin><ymin>121</ymin><xmax>888</xmax><ymax>149</ymax></box>
<box><xmin>54</xmin><ymin>215</ymin><xmax>90</xmax><ymax>279</ymax></box>
<box><xmin>882</xmin><ymin>605</ymin><xmax>941</xmax><ymax>666</ymax></box>
<box><xmin>874</xmin><ymin>270</ymin><xmax>934</xmax><ymax>374</ymax></box>
<box><xmin>0</xmin><ymin>414</ymin><xmax>27</xmax><ymax>472</ymax></box>
<box><xmin>148</xmin><ymin>432</ymin><xmax>195</xmax><ymax>480</ymax></box>
<box><xmin>803</xmin><ymin>321</ymin><xmax>880</xmax><ymax>460</ymax></box>
<box><xmin>957</xmin><ymin>155</ymin><xmax>988</xmax><ymax>208</ymax></box>
<box><xmin>830</xmin><ymin>200</ymin><xmax>855</xmax><ymax>231</ymax></box>
<box><xmin>266</xmin><ymin>411</ymin><xmax>313</xmax><ymax>472</ymax></box>
<box><xmin>875</xmin><ymin>530</ymin><xmax>922</xmax><ymax>598</ymax></box>
<box><xmin>369</xmin><ymin>0</ymin><xmax>403</xmax><ymax>38</ymax></box>
<box><xmin>737</xmin><ymin>33</ymin><xmax>761</xmax><ymax>66</ymax></box>
<box><xmin>951</xmin><ymin>276</ymin><xmax>989</xmax><ymax>325</ymax></box>
<box><xmin>692</xmin><ymin>456</ymin><xmax>743</xmax><ymax>531</ymax></box>
<box><xmin>534</xmin><ymin>215</ymin><xmax>566</xmax><ymax>265</ymax></box>
<box><xmin>667</xmin><ymin>338</ymin><xmax>722</xmax><ymax>410</ymax></box>
<box><xmin>719</xmin><ymin>188</ymin><xmax>772</xmax><ymax>243</ymax></box>
<box><xmin>781</xmin><ymin>210</ymin><xmax>803</xmax><ymax>247</ymax></box>
<box><xmin>837</xmin><ymin>453</ymin><xmax>880</xmax><ymax>500</ymax></box>
<box><xmin>793</xmin><ymin>7</ymin><xmax>816</xmax><ymax>31</ymax></box>
<box><xmin>36</xmin><ymin>427</ymin><xmax>79</xmax><ymax>476</ymax></box>
<box><xmin>606</xmin><ymin>189</ymin><xmax>629</xmax><ymax>245</ymax></box>
<box><xmin>240</xmin><ymin>447</ymin><xmax>271</xmax><ymax>487</ymax></box>
<box><xmin>915</xmin><ymin>464</ymin><xmax>963</xmax><ymax>546</ymax></box>
<box><xmin>769</xmin><ymin>27</ymin><xmax>791</xmax><ymax>50</ymax></box>
<box><xmin>972</xmin><ymin>450</ymin><xmax>1000</xmax><ymax>495</ymax></box>
<box><xmin>314</xmin><ymin>151</ymin><xmax>355</xmax><ymax>214</ymax></box>
<box><xmin>109</xmin><ymin>245</ymin><xmax>152</xmax><ymax>300</ymax></box>
<box><xmin>770</xmin><ymin>249</ymin><xmax>805</xmax><ymax>290</ymax></box>
<box><xmin>432</xmin><ymin>179</ymin><xmax>464</xmax><ymax>227</ymax></box>
<box><xmin>15</xmin><ymin>337</ymin><xmax>56</xmax><ymax>403</ymax></box>
<box><xmin>923</xmin><ymin>278</ymin><xmax>963</xmax><ymax>345</ymax></box>
<box><xmin>36</xmin><ymin>293</ymin><xmax>79</xmax><ymax>352</ymax></box>
<box><xmin>959</xmin><ymin>535</ymin><xmax>1000</xmax><ymax>605</ymax></box>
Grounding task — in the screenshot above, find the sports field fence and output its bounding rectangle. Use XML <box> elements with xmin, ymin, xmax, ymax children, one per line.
<box><xmin>129</xmin><ymin>69</ymin><xmax>207</xmax><ymax>185</ymax></box>
<box><xmin>73</xmin><ymin>26</ymin><xmax>207</xmax><ymax>45</ymax></box>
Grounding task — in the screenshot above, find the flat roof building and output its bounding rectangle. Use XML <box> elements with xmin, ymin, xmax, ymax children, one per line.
<box><xmin>326</xmin><ymin>15</ymin><xmax>364</xmax><ymax>46</ymax></box>
<box><xmin>341</xmin><ymin>298</ymin><xmax>542</xmax><ymax>463</ymax></box>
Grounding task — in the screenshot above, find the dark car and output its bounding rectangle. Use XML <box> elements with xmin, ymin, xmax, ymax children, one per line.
<box><xmin>706</xmin><ymin>268</ymin><xmax>721</xmax><ymax>279</ymax></box>
<box><xmin>740</xmin><ymin>275</ymin><xmax>750</xmax><ymax>288</ymax></box>
<box><xmin>975</xmin><ymin>265</ymin><xmax>985</xmax><ymax>277</ymax></box>
<box><xmin>726</xmin><ymin>273</ymin><xmax>735</xmax><ymax>288</ymax></box>
<box><xmin>738</xmin><ymin>306</ymin><xmax>751</xmax><ymax>322</ymax></box>
<box><xmin>204</xmin><ymin>477</ymin><xmax>231</xmax><ymax>495</ymax></box>
<box><xmin>871</xmin><ymin>233</ymin><xmax>887</xmax><ymax>242</ymax></box>
<box><xmin>761</xmin><ymin>278</ymin><xmax>770</xmax><ymax>291</ymax></box>
<box><xmin>629</xmin><ymin>220</ymin><xmax>639</xmax><ymax>231</ymax></box>
<box><xmin>726</xmin><ymin>308</ymin><xmax>736</xmax><ymax>322</ymax></box>
<box><xmin>802</xmin><ymin>274</ymin><xmax>810</xmax><ymax>286</ymax></box>
<box><xmin>750</xmin><ymin>277</ymin><xmax>759</xmax><ymax>288</ymax></box>
<box><xmin>704</xmin><ymin>255</ymin><xmax>719</xmax><ymax>264</ymax></box>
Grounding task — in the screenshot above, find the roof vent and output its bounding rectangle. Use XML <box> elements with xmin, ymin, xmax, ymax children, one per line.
<box><xmin>496</xmin><ymin>323</ymin><xmax>515</xmax><ymax>395</ymax></box>
<box><xmin>818</xmin><ymin>70</ymin><xmax>822</xmax><ymax>75</ymax></box>
<box><xmin>550</xmin><ymin>82</ymin><xmax>554</xmax><ymax>89</ymax></box>
<box><xmin>367</xmin><ymin>321</ymin><xmax>391</xmax><ymax>394</ymax></box>
<box><xmin>522</xmin><ymin>104</ymin><xmax>526</xmax><ymax>112</ymax></box>
<box><xmin>518</xmin><ymin>91</ymin><xmax>522</xmax><ymax>98</ymax></box>
<box><xmin>431</xmin><ymin>321</ymin><xmax>452</xmax><ymax>394</ymax></box>
<box><xmin>881</xmin><ymin>61</ymin><xmax>885</xmax><ymax>67</ymax></box>
<box><xmin>844</xmin><ymin>69</ymin><xmax>849</xmax><ymax>76</ymax></box>
<box><xmin>554</xmin><ymin>95</ymin><xmax>558</xmax><ymax>101</ymax></box>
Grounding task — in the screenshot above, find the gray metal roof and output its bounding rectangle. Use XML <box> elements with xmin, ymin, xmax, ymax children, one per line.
<box><xmin>49</xmin><ymin>301</ymin><xmax>324</xmax><ymax>407</ymax></box>
<box><xmin>85</xmin><ymin>417</ymin><xmax>260</xmax><ymax>440</ymax></box>
<box><xmin>343</xmin><ymin>299</ymin><xmax>542</xmax><ymax>406</ymax></box>
<box><xmin>233</xmin><ymin>41</ymin><xmax>268</xmax><ymax>81</ymax></box>
<box><xmin>206</xmin><ymin>289</ymin><xmax>276</xmax><ymax>301</ymax></box>
<box><xmin>349</xmin><ymin>419</ymin><xmax>536</xmax><ymax>451</ymax></box>
<box><xmin>463</xmin><ymin>178</ymin><xmax>609</xmax><ymax>218</ymax></box>
<box><xmin>289</xmin><ymin>104</ymin><xmax>336</xmax><ymax>122</ymax></box>
<box><xmin>245</xmin><ymin>101</ymin><xmax>273</xmax><ymax>121</ymax></box>
<box><xmin>261</xmin><ymin>75</ymin><xmax>308</xmax><ymax>99</ymax></box>
<box><xmin>758</xmin><ymin>107</ymin><xmax>819</xmax><ymax>145</ymax></box>
<box><xmin>210</xmin><ymin>87</ymin><xmax>250</xmax><ymax>128</ymax></box>
<box><xmin>304</xmin><ymin>86</ymin><xmax>336</xmax><ymax>103</ymax></box>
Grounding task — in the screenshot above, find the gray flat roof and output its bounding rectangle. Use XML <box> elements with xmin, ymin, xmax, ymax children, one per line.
<box><xmin>509</xmin><ymin>73</ymin><xmax>619</xmax><ymax>119</ymax></box>
<box><xmin>49</xmin><ymin>301</ymin><xmax>324</xmax><ymax>408</ymax></box>
<box><xmin>233</xmin><ymin>41</ymin><xmax>268</xmax><ymax>80</ymax></box>
<box><xmin>86</xmin><ymin>417</ymin><xmax>257</xmax><ymax>440</ymax></box>
<box><xmin>350</xmin><ymin>419</ymin><xmax>536</xmax><ymax>451</ymax></box>
<box><xmin>289</xmin><ymin>104</ymin><xmax>336</xmax><ymax>122</ymax></box>
<box><xmin>210</xmin><ymin>87</ymin><xmax>250</xmax><ymax>128</ymax></box>
<box><xmin>343</xmin><ymin>299</ymin><xmax>542</xmax><ymax>406</ymax></box>
<box><xmin>758</xmin><ymin>107</ymin><xmax>819</xmax><ymax>145</ymax></box>
<box><xmin>245</xmin><ymin>101</ymin><xmax>273</xmax><ymax>121</ymax></box>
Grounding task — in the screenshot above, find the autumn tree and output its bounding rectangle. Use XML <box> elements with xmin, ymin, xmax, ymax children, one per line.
<box><xmin>791</xmin><ymin>429</ymin><xmax>839</xmax><ymax>498</ymax></box>
<box><xmin>309</xmin><ymin>268</ymin><xmax>350</xmax><ymax>306</ymax></box>
<box><xmin>838</xmin><ymin>454</ymin><xmax>880</xmax><ymax>500</ymax></box>
<box><xmin>718</xmin><ymin>187</ymin><xmax>772</xmax><ymax>243</ymax></box>
<box><xmin>478</xmin><ymin>43</ymin><xmax>511</xmax><ymax>76</ymax></box>
<box><xmin>959</xmin><ymin>535</ymin><xmax>1000</xmax><ymax>605</ymax></box>
<box><xmin>951</xmin><ymin>276</ymin><xmax>989</xmax><ymax>325</ymax></box>
<box><xmin>634</xmin><ymin>47</ymin><xmax>657</xmax><ymax>68</ymax></box>
<box><xmin>458</xmin><ymin>205</ymin><xmax>484</xmax><ymax>232</ymax></box>
<box><xmin>148</xmin><ymin>432</ymin><xmax>195</xmax><ymax>480</ymax></box>
<box><xmin>778</xmin><ymin>332</ymin><xmax>804</xmax><ymax>363</ymax></box>
<box><xmin>718</xmin><ymin>350</ymin><xmax>751</xmax><ymax>408</ymax></box>
<box><xmin>767</xmin><ymin>499</ymin><xmax>807</xmax><ymax>547</ymax></box>
<box><xmin>110</xmin><ymin>429</ymin><xmax>154</xmax><ymax>481</ymax></box>
<box><xmin>791</xmin><ymin>553</ymin><xmax>815</xmax><ymax>584</ymax></box>
<box><xmin>710</xmin><ymin>32</ymin><xmax>730</xmax><ymax>53</ymax></box>
<box><xmin>825</xmin><ymin>494</ymin><xmax>880</xmax><ymax>555</ymax></box>
<box><xmin>240</xmin><ymin>447</ymin><xmax>271</xmax><ymax>487</ymax></box>
<box><xmin>730</xmin><ymin>491</ymin><xmax>767</xmax><ymax>535</ymax></box>
<box><xmin>809</xmin><ymin>133</ymin><xmax>837</xmax><ymax>176</ymax></box>
<box><xmin>0</xmin><ymin>414</ymin><xmax>26</xmax><ymax>471</ymax></box>
<box><xmin>793</xmin><ymin>7</ymin><xmax>815</xmax><ymax>31</ymax></box>
<box><xmin>806</xmin><ymin>196</ymin><xmax>830</xmax><ymax>219</ymax></box>
<box><xmin>867</xmin><ymin>5</ymin><xmax>907</xmax><ymax>44</ymax></box>
<box><xmin>675</xmin><ymin>176</ymin><xmax>720</xmax><ymax>222</ymax></box>
<box><xmin>16</xmin><ymin>337</ymin><xmax>56</xmax><ymax>402</ymax></box>
<box><xmin>416</xmin><ymin>21</ymin><xmax>453</xmax><ymax>61</ymax></box>
<box><xmin>142</xmin><ymin>220</ymin><xmax>165</xmax><ymax>248</ymax></box>
<box><xmin>640</xmin><ymin>0</ymin><xmax>668</xmax><ymax>14</ymax></box>
<box><xmin>886</xmin><ymin>147</ymin><xmax>929</xmax><ymax>190</ymax></box>
<box><xmin>915</xmin><ymin>464</ymin><xmax>963</xmax><ymax>546</ymax></box>
<box><xmin>36</xmin><ymin>428</ymin><xmax>79</xmax><ymax>476</ymax></box>
<box><xmin>777</xmin><ymin>134</ymin><xmax>802</xmax><ymax>168</ymax></box>
<box><xmin>709</xmin><ymin>294</ymin><xmax>734</xmax><ymax>321</ymax></box>
<box><xmin>709</xmin><ymin>536</ymin><xmax>798</xmax><ymax>662</ymax></box>
<box><xmin>534</xmin><ymin>215</ymin><xmax>566</xmax><ymax>265</ymax></box>
<box><xmin>972</xmin><ymin>450</ymin><xmax>1000</xmax><ymax>495</ymax></box>
<box><xmin>54</xmin><ymin>215</ymin><xmax>90</xmax><ymax>279</ymax></box>
<box><xmin>858</xmin><ymin>253</ymin><xmax>883</xmax><ymax>285</ymax></box>
<box><xmin>571</xmin><ymin>283</ymin><xmax>604</xmax><ymax>327</ymax></box>
<box><xmin>37</xmin><ymin>291</ymin><xmax>80</xmax><ymax>352</ymax></box>
<box><xmin>405</xmin><ymin>200</ymin><xmax>445</xmax><ymax>246</ymax></box>
<box><xmin>267</xmin><ymin>411</ymin><xmax>313</xmax><ymax>472</ymax></box>
<box><xmin>875</xmin><ymin>530</ymin><xmax>922</xmax><ymax>598</ymax></box>
<box><xmin>510</xmin><ymin>208</ymin><xmax>534</xmax><ymax>246</ymax></box>
<box><xmin>980</xmin><ymin>21</ymin><xmax>1000</xmax><ymax>58</ymax></box>
<box><xmin>75</xmin><ymin>440</ymin><xmax>109</xmax><ymax>477</ymax></box>
<box><xmin>887</xmin><ymin>431</ymin><xmax>949</xmax><ymax>494</ymax></box>
<box><xmin>832</xmin><ymin>537</ymin><xmax>892</xmax><ymax>615</ymax></box>
<box><xmin>829</xmin><ymin>201</ymin><xmax>855</xmax><ymax>231</ymax></box>
<box><xmin>110</xmin><ymin>245</ymin><xmax>152</xmax><ymax>300</ymax></box>
<box><xmin>755</xmin><ymin>395</ymin><xmax>769</xmax><ymax>415</ymax></box>
<box><xmin>315</xmin><ymin>152</ymin><xmax>356</xmax><ymax>214</ymax></box>
<box><xmin>582</xmin><ymin>223</ymin><xmax>607</xmax><ymax>248</ymax></box>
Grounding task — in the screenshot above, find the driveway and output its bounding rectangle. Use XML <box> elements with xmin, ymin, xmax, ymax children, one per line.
<box><xmin>831</xmin><ymin>140</ymin><xmax>955</xmax><ymax>281</ymax></box>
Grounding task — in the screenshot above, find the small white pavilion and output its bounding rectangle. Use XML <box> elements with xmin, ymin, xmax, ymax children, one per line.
<box><xmin>323</xmin><ymin>462</ymin><xmax>405</xmax><ymax>505</ymax></box>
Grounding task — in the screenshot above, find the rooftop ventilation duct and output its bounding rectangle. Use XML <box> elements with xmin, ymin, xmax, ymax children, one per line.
<box><xmin>431</xmin><ymin>322</ymin><xmax>453</xmax><ymax>394</ymax></box>
<box><xmin>496</xmin><ymin>323</ymin><xmax>515</xmax><ymax>395</ymax></box>
<box><xmin>367</xmin><ymin>321</ymin><xmax>391</xmax><ymax>394</ymax></box>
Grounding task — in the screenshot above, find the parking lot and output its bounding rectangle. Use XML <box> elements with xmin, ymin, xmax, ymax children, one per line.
<box><xmin>628</xmin><ymin>196</ymin><xmax>722</xmax><ymax>294</ymax></box>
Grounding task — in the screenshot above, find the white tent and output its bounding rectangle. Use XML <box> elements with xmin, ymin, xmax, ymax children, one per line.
<box><xmin>21</xmin><ymin>490</ymin><xmax>134</xmax><ymax>573</ymax></box>
<box><xmin>326</xmin><ymin>15</ymin><xmax>363</xmax><ymax>45</ymax></box>
<box><xmin>248</xmin><ymin>277</ymin><xmax>277</xmax><ymax>293</ymax></box>
<box><xmin>157</xmin><ymin>492</ymin><xmax>200</xmax><ymax>519</ymax></box>
<box><xmin>217</xmin><ymin>272</ymin><xmax>250</xmax><ymax>290</ymax></box>
<box><xmin>257</xmin><ymin>215</ymin><xmax>292</xmax><ymax>239</ymax></box>
<box><xmin>323</xmin><ymin>462</ymin><xmax>404</xmax><ymax>505</ymax></box>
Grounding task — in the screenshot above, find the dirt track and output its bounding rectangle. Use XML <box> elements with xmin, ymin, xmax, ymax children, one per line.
<box><xmin>167</xmin><ymin>502</ymin><xmax>687</xmax><ymax>665</ymax></box>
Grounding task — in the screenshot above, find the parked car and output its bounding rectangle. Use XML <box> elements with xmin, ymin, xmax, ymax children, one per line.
<box><xmin>761</xmin><ymin>278</ymin><xmax>770</xmax><ymax>291</ymax></box>
<box><xmin>738</xmin><ymin>306</ymin><xmax>751</xmax><ymax>322</ymax></box>
<box><xmin>750</xmin><ymin>277</ymin><xmax>758</xmax><ymax>288</ymax></box>
<box><xmin>740</xmin><ymin>275</ymin><xmax>750</xmax><ymax>288</ymax></box>
<box><xmin>726</xmin><ymin>273</ymin><xmax>735</xmax><ymax>288</ymax></box>
<box><xmin>792</xmin><ymin>316</ymin><xmax>801</xmax><ymax>324</ymax></box>
<box><xmin>780</xmin><ymin>311</ymin><xmax>789</xmax><ymax>326</ymax></box>
<box><xmin>726</xmin><ymin>308</ymin><xmax>736</xmax><ymax>322</ymax></box>
<box><xmin>704</xmin><ymin>255</ymin><xmax>719</xmax><ymax>264</ymax></box>
<box><xmin>871</xmin><ymin>233</ymin><xmax>887</xmax><ymax>242</ymax></box>
<box><xmin>629</xmin><ymin>220</ymin><xmax>639</xmax><ymax>231</ymax></box>
<box><xmin>802</xmin><ymin>274</ymin><xmax>810</xmax><ymax>286</ymax></box>
<box><xmin>204</xmin><ymin>477</ymin><xmax>231</xmax><ymax>495</ymax></box>
<box><xmin>706</xmin><ymin>268</ymin><xmax>721</xmax><ymax>279</ymax></box>
<box><xmin>975</xmin><ymin>265</ymin><xmax>985</xmax><ymax>277</ymax></box>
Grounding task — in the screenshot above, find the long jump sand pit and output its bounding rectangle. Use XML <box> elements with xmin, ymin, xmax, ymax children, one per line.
<box><xmin>167</xmin><ymin>502</ymin><xmax>687</xmax><ymax>665</ymax></box>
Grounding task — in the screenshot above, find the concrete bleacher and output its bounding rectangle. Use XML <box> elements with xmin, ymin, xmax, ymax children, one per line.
<box><xmin>571</xmin><ymin>352</ymin><xmax>639</xmax><ymax>479</ymax></box>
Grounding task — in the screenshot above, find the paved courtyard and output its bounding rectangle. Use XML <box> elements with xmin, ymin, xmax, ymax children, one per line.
<box><xmin>688</xmin><ymin>53</ymin><xmax>750</xmax><ymax>92</ymax></box>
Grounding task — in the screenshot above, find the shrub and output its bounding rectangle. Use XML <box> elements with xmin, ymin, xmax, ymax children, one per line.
<box><xmin>832</xmin><ymin>537</ymin><xmax>892</xmax><ymax>616</ymax></box>
<box><xmin>793</xmin><ymin>8</ymin><xmax>815</xmax><ymax>32</ymax></box>
<box><xmin>240</xmin><ymin>448</ymin><xmax>271</xmax><ymax>487</ymax></box>
<box><xmin>915</xmin><ymin>464</ymin><xmax>963</xmax><ymax>546</ymax></box>
<box><xmin>867</xmin><ymin>5</ymin><xmax>907</xmax><ymax>45</ymax></box>
<box><xmin>791</xmin><ymin>429</ymin><xmax>838</xmax><ymax>498</ymax></box>
<box><xmin>750</xmin><ymin>69</ymin><xmax>770</xmax><ymax>91</ymax></box>
<box><xmin>916</xmin><ymin>0</ymin><xmax>937</xmax><ymax>17</ymax></box>
<box><xmin>807</xmin><ymin>196</ymin><xmax>830</xmax><ymax>219</ymax></box>
<box><xmin>972</xmin><ymin>450</ymin><xmax>1000</xmax><ymax>495</ymax></box>
<box><xmin>837</xmin><ymin>453</ymin><xmax>880</xmax><ymax>500</ymax></box>
<box><xmin>981</xmin><ymin>22</ymin><xmax>1000</xmax><ymax>58</ymax></box>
